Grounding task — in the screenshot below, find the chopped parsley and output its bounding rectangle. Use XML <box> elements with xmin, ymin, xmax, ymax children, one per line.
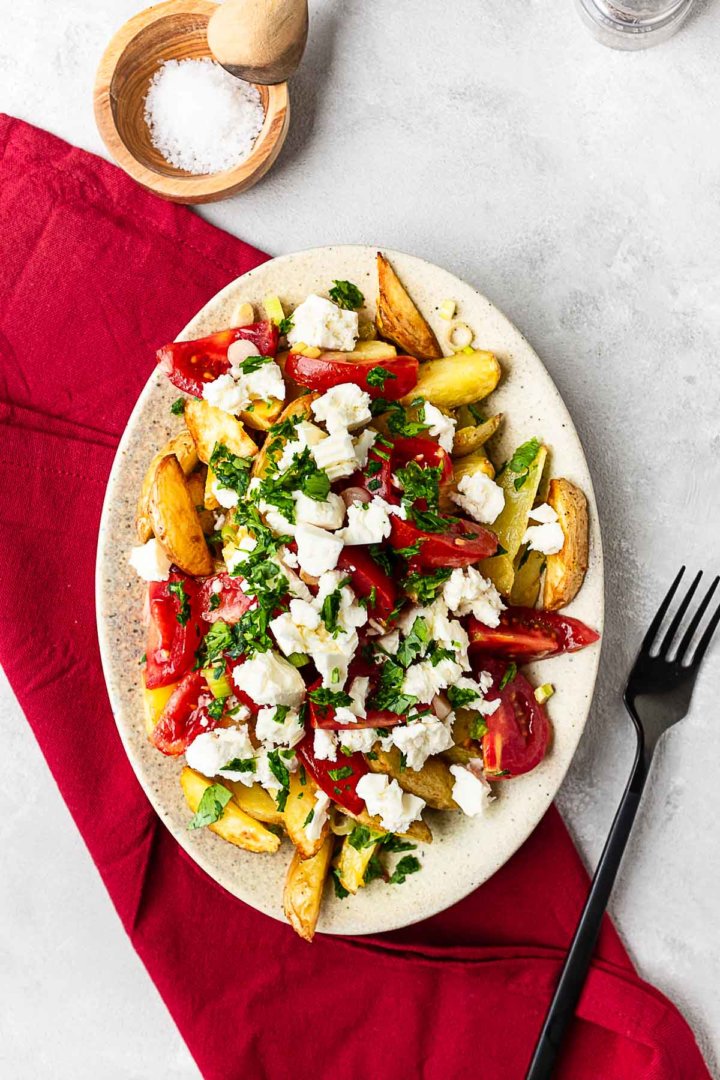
<box><xmin>498</xmin><ymin>662</ymin><xmax>518</xmax><ymax>691</ymax></box>
<box><xmin>366</xmin><ymin>365</ymin><xmax>397</xmax><ymax>389</ymax></box>
<box><xmin>382</xmin><ymin>835</ymin><xmax>417</xmax><ymax>853</ymax></box>
<box><xmin>308</xmin><ymin>687</ymin><xmax>353</xmax><ymax>708</ymax></box>
<box><xmin>403</xmin><ymin>566</ymin><xmax>451</xmax><ymax>604</ymax></box>
<box><xmin>168</xmin><ymin>580</ymin><xmax>190</xmax><ymax>626</ymax></box>
<box><xmin>209</xmin><ymin>592</ymin><xmax>221</xmax><ymax>611</ymax></box>
<box><xmin>236</xmin><ymin>354</ymin><xmax>270</xmax><ymax>375</ymax></box>
<box><xmin>222</xmin><ymin>757</ymin><xmax>256</xmax><ymax>773</ymax></box>
<box><xmin>468</xmin><ymin>403</ymin><xmax>486</xmax><ymax>424</ymax></box>
<box><xmin>273</xmin><ymin>704</ymin><xmax>290</xmax><ymax>725</ymax></box>
<box><xmin>469</xmin><ymin>716</ymin><xmax>489</xmax><ymax>740</ymax></box>
<box><xmin>368</xmin><ymin>543</ymin><xmax>394</xmax><ymax>575</ymax></box>
<box><xmin>328</xmin><ymin>765</ymin><xmax>354</xmax><ymax>781</ymax></box>
<box><xmin>329</xmin><ymin>279</ymin><xmax>364</xmax><ymax>310</ymax></box>
<box><xmin>388</xmin><ymin>854</ymin><xmax>421</xmax><ymax>885</ymax></box>
<box><xmin>370</xmin><ymin>398</ymin><xmax>429</xmax><ymax>437</ymax></box>
<box><xmin>332</xmin><ymin>869</ymin><xmax>350</xmax><ymax>899</ymax></box>
<box><xmin>348</xmin><ymin>825</ymin><xmax>384</xmax><ymax>850</ymax></box>
<box><xmin>319</xmin><ymin>578</ymin><xmax>351</xmax><ymax>635</ymax></box>
<box><xmin>504</xmin><ymin>438</ymin><xmax>541</xmax><ymax>491</ymax></box>
<box><xmin>278</xmin><ymin>315</ymin><xmax>294</xmax><ymax>336</ymax></box>
<box><xmin>258</xmin><ymin>445</ymin><xmax>330</xmax><ymax>519</ymax></box>
<box><xmin>170</xmin><ymin>397</ymin><xmax>186</xmax><ymax>416</ymax></box>
<box><xmin>394</xmin><ymin>460</ymin><xmax>447</xmax><ymax>533</ymax></box>
<box><xmin>447</xmin><ymin>684</ymin><xmax>480</xmax><ymax>710</ymax></box>
<box><xmin>209</xmin><ymin>443</ymin><xmax>253</xmax><ymax>501</ymax></box>
<box><xmin>187</xmin><ymin>783</ymin><xmax>232</xmax><ymax>830</ymax></box>
<box><xmin>267</xmin><ymin>750</ymin><xmax>291</xmax><ymax>812</ymax></box>
<box><xmin>396</xmin><ymin>617</ymin><xmax>430</xmax><ymax>667</ymax></box>
<box><xmin>303</xmin><ymin>808</ymin><xmax>315</xmax><ymax>826</ymax></box>
<box><xmin>207</xmin><ymin>698</ymin><xmax>225</xmax><ymax>721</ymax></box>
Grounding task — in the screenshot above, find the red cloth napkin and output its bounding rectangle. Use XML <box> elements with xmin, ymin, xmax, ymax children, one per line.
<box><xmin>0</xmin><ymin>115</ymin><xmax>710</xmax><ymax>1080</ymax></box>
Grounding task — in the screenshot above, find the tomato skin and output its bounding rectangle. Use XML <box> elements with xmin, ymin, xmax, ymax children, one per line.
<box><xmin>391</xmin><ymin>436</ymin><xmax>453</xmax><ymax>485</ymax></box>
<box><xmin>336</xmin><ymin>547</ymin><xmax>397</xmax><ymax>621</ymax></box>
<box><xmin>286</xmin><ymin>351</ymin><xmax>418</xmax><ymax>400</ymax></box>
<box><xmin>150</xmin><ymin>671</ymin><xmax>216</xmax><ymax>756</ymax></box>
<box><xmin>306</xmin><ymin>678</ymin><xmax>403</xmax><ymax>731</ymax></box>
<box><xmin>389</xmin><ymin>515</ymin><xmax>497</xmax><ymax>568</ymax></box>
<box><xmin>296</xmin><ymin>734</ymin><xmax>369</xmax><ymax>815</ymax></box>
<box><xmin>145</xmin><ymin>571</ymin><xmax>205</xmax><ymax>690</ymax></box>
<box><xmin>474</xmin><ymin>659</ymin><xmax>551</xmax><ymax>777</ymax></box>
<box><xmin>468</xmin><ymin>607</ymin><xmax>600</xmax><ymax>662</ymax></box>
<box><xmin>198</xmin><ymin>573</ymin><xmax>254</xmax><ymax>625</ymax></box>
<box><xmin>157</xmin><ymin>321</ymin><xmax>279</xmax><ymax>397</ymax></box>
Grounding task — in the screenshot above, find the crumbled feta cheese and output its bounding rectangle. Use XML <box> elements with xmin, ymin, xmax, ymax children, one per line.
<box><xmin>255</xmin><ymin>747</ymin><xmax>297</xmax><ymax>794</ymax></box>
<box><xmin>353</xmin><ymin>427</ymin><xmax>378</xmax><ymax>467</ymax></box>
<box><xmin>294</xmin><ymin>491</ymin><xmax>346</xmax><ymax>530</ymax></box>
<box><xmin>240</xmin><ymin>359</ymin><xmax>285</xmax><ymax>403</ymax></box>
<box><xmin>453</xmin><ymin>675</ymin><xmax>502</xmax><ymax>717</ymax></box>
<box><xmin>450</xmin><ymin>763</ymin><xmax>493</xmax><ymax>816</ymax></box>
<box><xmin>202</xmin><ymin>372</ymin><xmax>249</xmax><ymax>415</ymax></box>
<box><xmin>255</xmin><ymin>705</ymin><xmax>305</xmax><ymax>748</ymax></box>
<box><xmin>311</xmin><ymin>431</ymin><xmax>359</xmax><ymax>481</ymax></box>
<box><xmin>390</xmin><ymin>715</ymin><xmax>454</xmax><ymax>771</ymax></box>
<box><xmin>210</xmin><ymin>474</ymin><xmax>240</xmax><ymax>509</ymax></box>
<box><xmin>376</xmin><ymin>628</ymin><xmax>400</xmax><ymax>656</ymax></box>
<box><xmin>275</xmin><ymin>421</ymin><xmax>327</xmax><ymax>472</ymax></box>
<box><xmin>264</xmin><ymin>508</ymin><xmax>296</xmax><ymax>537</ymax></box>
<box><xmin>356</xmin><ymin>774</ymin><xmax>425</xmax><ymax>834</ymax></box>
<box><xmin>402</xmin><ymin>658</ymin><xmax>463</xmax><ymax>703</ymax></box>
<box><xmin>272</xmin><ymin>549</ymin><xmax>313</xmax><ymax>602</ymax></box>
<box><xmin>451</xmin><ymin>471</ymin><xmax>505</xmax><ymax>525</ymax></box>
<box><xmin>287</xmin><ymin>294</ymin><xmax>359</xmax><ymax>352</ymax></box>
<box><xmin>311</xmin><ymin>383</ymin><xmax>372</xmax><ymax>433</ymax></box>
<box><xmin>186</xmin><ymin>726</ymin><xmax>255</xmax><ymax>782</ymax></box>
<box><xmin>202</xmin><ymin>352</ymin><xmax>285</xmax><ymax>416</ymax></box>
<box><xmin>270</xmin><ymin>580</ymin><xmax>364</xmax><ymax>690</ymax></box>
<box><xmin>295</xmin><ymin>522</ymin><xmax>344</xmax><ymax>576</ymax></box>
<box><xmin>337</xmin><ymin>497</ymin><xmax>393</xmax><ymax>545</ymax></box>
<box><xmin>443</xmin><ymin>566</ymin><xmax>504</xmax><ymax>628</ymax></box>
<box><xmin>422</xmin><ymin>402</ymin><xmax>456</xmax><ymax>453</ymax></box>
<box><xmin>523</xmin><ymin>520</ymin><xmax>565</xmax><ymax>555</ymax></box>
<box><xmin>528</xmin><ymin>503</ymin><xmax>558</xmax><ymax>524</ymax></box>
<box><xmin>348</xmin><ymin>676</ymin><xmax>370</xmax><ymax>718</ymax></box>
<box><xmin>396</xmin><ymin>598</ymin><xmax>470</xmax><ymax>669</ymax></box>
<box><xmin>223</xmin><ymin>532</ymin><xmax>257</xmax><ymax>573</ymax></box>
<box><xmin>337</xmin><ymin>728</ymin><xmax>378</xmax><ymax>755</ymax></box>
<box><xmin>304</xmin><ymin>789</ymin><xmax>331</xmax><ymax>843</ymax></box>
<box><xmin>236</xmin><ymin>650</ymin><xmax>306</xmax><ymax>708</ymax></box>
<box><xmin>128</xmin><ymin>538</ymin><xmax>172</xmax><ymax>581</ymax></box>
<box><xmin>313</xmin><ymin>728</ymin><xmax>338</xmax><ymax>761</ymax></box>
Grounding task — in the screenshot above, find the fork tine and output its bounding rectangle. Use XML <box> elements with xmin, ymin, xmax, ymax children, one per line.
<box><xmin>658</xmin><ymin>570</ymin><xmax>703</xmax><ymax>657</ymax></box>
<box><xmin>639</xmin><ymin>567</ymin><xmax>685</xmax><ymax>656</ymax></box>
<box><xmin>675</xmin><ymin>575</ymin><xmax>720</xmax><ymax>664</ymax></box>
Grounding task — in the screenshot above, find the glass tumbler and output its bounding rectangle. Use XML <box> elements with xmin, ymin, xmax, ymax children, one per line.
<box><xmin>575</xmin><ymin>0</ymin><xmax>695</xmax><ymax>49</ymax></box>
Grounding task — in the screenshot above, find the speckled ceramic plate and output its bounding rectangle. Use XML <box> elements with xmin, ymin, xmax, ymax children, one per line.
<box><xmin>97</xmin><ymin>246</ymin><xmax>603</xmax><ymax>935</ymax></box>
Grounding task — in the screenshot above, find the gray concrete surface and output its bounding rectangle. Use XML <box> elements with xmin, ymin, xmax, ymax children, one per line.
<box><xmin>1</xmin><ymin>0</ymin><xmax>719</xmax><ymax>1075</ymax></box>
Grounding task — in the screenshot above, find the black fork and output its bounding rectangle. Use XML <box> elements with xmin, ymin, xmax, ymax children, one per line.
<box><xmin>526</xmin><ymin>567</ymin><xmax>720</xmax><ymax>1080</ymax></box>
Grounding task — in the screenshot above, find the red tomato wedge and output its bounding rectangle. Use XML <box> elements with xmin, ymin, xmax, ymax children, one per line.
<box><xmin>150</xmin><ymin>671</ymin><xmax>216</xmax><ymax>756</ymax></box>
<box><xmin>306</xmin><ymin>679</ymin><xmax>404</xmax><ymax>731</ymax></box>
<box><xmin>198</xmin><ymin>573</ymin><xmax>255</xmax><ymax>625</ymax></box>
<box><xmin>336</xmin><ymin>547</ymin><xmax>397</xmax><ymax>621</ymax></box>
<box><xmin>157</xmin><ymin>321</ymin><xmax>279</xmax><ymax>397</ymax></box>
<box><xmin>389</xmin><ymin>515</ymin><xmax>497</xmax><ymax>568</ymax></box>
<box><xmin>296</xmin><ymin>734</ymin><xmax>369</xmax><ymax>815</ymax></box>
<box><xmin>391</xmin><ymin>435</ymin><xmax>453</xmax><ymax>485</ymax></box>
<box><xmin>286</xmin><ymin>350</ymin><xmax>418</xmax><ymax>400</ymax></box>
<box><xmin>145</xmin><ymin>571</ymin><xmax>205</xmax><ymax>689</ymax></box>
<box><xmin>474</xmin><ymin>659</ymin><xmax>551</xmax><ymax>777</ymax></box>
<box><xmin>343</xmin><ymin>445</ymin><xmax>397</xmax><ymax>503</ymax></box>
<box><xmin>468</xmin><ymin>607</ymin><xmax>600</xmax><ymax>662</ymax></box>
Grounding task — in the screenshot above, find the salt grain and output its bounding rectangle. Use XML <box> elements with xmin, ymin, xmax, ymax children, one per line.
<box><xmin>144</xmin><ymin>58</ymin><xmax>264</xmax><ymax>175</ymax></box>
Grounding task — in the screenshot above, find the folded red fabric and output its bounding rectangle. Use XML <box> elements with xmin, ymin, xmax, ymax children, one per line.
<box><xmin>0</xmin><ymin>115</ymin><xmax>710</xmax><ymax>1080</ymax></box>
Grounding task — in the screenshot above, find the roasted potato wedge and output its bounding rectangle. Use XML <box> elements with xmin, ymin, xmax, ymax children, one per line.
<box><xmin>141</xmin><ymin>676</ymin><xmax>177</xmax><ymax>736</ymax></box>
<box><xmin>135</xmin><ymin>430</ymin><xmax>199</xmax><ymax>543</ymax></box>
<box><xmin>335</xmin><ymin>834</ymin><xmax>381</xmax><ymax>894</ymax></box>
<box><xmin>401</xmin><ymin>350</ymin><xmax>501</xmax><ymax>410</ymax></box>
<box><xmin>180</xmin><ymin>768</ymin><xmax>281</xmax><ymax>853</ymax></box>
<box><xmin>453</xmin><ymin>413</ymin><xmax>503</xmax><ymax>457</ymax></box>
<box><xmin>351</xmin><ymin>339</ymin><xmax>398</xmax><ymax>361</ymax></box>
<box><xmin>284</xmin><ymin>771</ymin><xmax>329</xmax><ymax>859</ymax></box>
<box><xmin>184</xmin><ymin>398</ymin><xmax>258</xmax><ymax>465</ymax></box>
<box><xmin>510</xmin><ymin>548</ymin><xmax>545</xmax><ymax>608</ymax></box>
<box><xmin>239</xmin><ymin>398</ymin><xmax>284</xmax><ymax>431</ymax></box>
<box><xmin>367</xmin><ymin>747</ymin><xmax>458</xmax><ymax>811</ymax></box>
<box><xmin>186</xmin><ymin>469</ymin><xmax>214</xmax><ymax>535</ymax></box>
<box><xmin>479</xmin><ymin>444</ymin><xmax>548</xmax><ymax>596</ymax></box>
<box><xmin>223</xmin><ymin>780</ymin><xmax>286</xmax><ymax>827</ymax></box>
<box><xmin>542</xmin><ymin>478</ymin><xmax>589</xmax><ymax>611</ymax></box>
<box><xmin>376</xmin><ymin>252</ymin><xmax>441</xmax><ymax>360</ymax></box>
<box><xmin>251</xmin><ymin>393</ymin><xmax>319</xmax><ymax>481</ymax></box>
<box><xmin>283</xmin><ymin>834</ymin><xmax>334</xmax><ymax>941</ymax></box>
<box><xmin>149</xmin><ymin>454</ymin><xmax>214</xmax><ymax>576</ymax></box>
<box><xmin>339</xmin><ymin>806</ymin><xmax>432</xmax><ymax>844</ymax></box>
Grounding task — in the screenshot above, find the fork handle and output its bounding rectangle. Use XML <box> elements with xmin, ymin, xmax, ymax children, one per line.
<box><xmin>525</xmin><ymin>746</ymin><xmax>647</xmax><ymax>1080</ymax></box>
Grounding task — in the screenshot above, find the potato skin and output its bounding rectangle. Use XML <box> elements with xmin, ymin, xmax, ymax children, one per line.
<box><xmin>542</xmin><ymin>478</ymin><xmax>589</xmax><ymax>611</ymax></box>
<box><xmin>135</xmin><ymin>430</ymin><xmax>198</xmax><ymax>543</ymax></box>
<box><xmin>452</xmin><ymin>413</ymin><xmax>503</xmax><ymax>457</ymax></box>
<box><xmin>149</xmin><ymin>454</ymin><xmax>214</xmax><ymax>576</ymax></box>
<box><xmin>366</xmin><ymin>746</ymin><xmax>458</xmax><ymax>811</ymax></box>
<box><xmin>180</xmin><ymin>768</ymin><xmax>281</xmax><ymax>854</ymax></box>
<box><xmin>401</xmin><ymin>350</ymin><xmax>501</xmax><ymax>410</ymax></box>
<box><xmin>251</xmin><ymin>393</ymin><xmax>318</xmax><ymax>481</ymax></box>
<box><xmin>184</xmin><ymin>398</ymin><xmax>258</xmax><ymax>465</ymax></box>
<box><xmin>284</xmin><ymin>771</ymin><xmax>329</xmax><ymax>859</ymax></box>
<box><xmin>376</xmin><ymin>252</ymin><xmax>441</xmax><ymax>361</ymax></box>
<box><xmin>283</xmin><ymin>835</ymin><xmax>334</xmax><ymax>941</ymax></box>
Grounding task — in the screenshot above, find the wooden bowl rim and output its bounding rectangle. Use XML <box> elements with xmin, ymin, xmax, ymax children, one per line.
<box><xmin>93</xmin><ymin>0</ymin><xmax>290</xmax><ymax>203</ymax></box>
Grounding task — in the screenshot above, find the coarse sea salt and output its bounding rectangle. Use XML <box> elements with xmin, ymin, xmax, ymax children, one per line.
<box><xmin>144</xmin><ymin>58</ymin><xmax>264</xmax><ymax>175</ymax></box>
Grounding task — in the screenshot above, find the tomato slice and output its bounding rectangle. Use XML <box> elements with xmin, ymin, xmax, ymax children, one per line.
<box><xmin>391</xmin><ymin>435</ymin><xmax>453</xmax><ymax>485</ymax></box>
<box><xmin>336</xmin><ymin>547</ymin><xmax>397</xmax><ymax>621</ymax></box>
<box><xmin>157</xmin><ymin>321</ymin><xmax>279</xmax><ymax>397</ymax></box>
<box><xmin>306</xmin><ymin>678</ymin><xmax>404</xmax><ymax>731</ymax></box>
<box><xmin>296</xmin><ymin>734</ymin><xmax>369</xmax><ymax>815</ymax></box>
<box><xmin>150</xmin><ymin>671</ymin><xmax>216</xmax><ymax>756</ymax></box>
<box><xmin>198</xmin><ymin>573</ymin><xmax>255</xmax><ymax>625</ymax></box>
<box><xmin>145</xmin><ymin>570</ymin><xmax>205</xmax><ymax>689</ymax></box>
<box><xmin>468</xmin><ymin>607</ymin><xmax>600</xmax><ymax>662</ymax></box>
<box><xmin>476</xmin><ymin>659</ymin><xmax>550</xmax><ymax>777</ymax></box>
<box><xmin>286</xmin><ymin>350</ymin><xmax>418</xmax><ymax>400</ymax></box>
<box><xmin>389</xmin><ymin>515</ymin><xmax>497</xmax><ymax>568</ymax></box>
<box><xmin>343</xmin><ymin>445</ymin><xmax>397</xmax><ymax>503</ymax></box>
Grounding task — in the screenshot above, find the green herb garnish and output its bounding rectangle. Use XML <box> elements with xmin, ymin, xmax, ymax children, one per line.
<box><xmin>187</xmin><ymin>784</ymin><xmax>232</xmax><ymax>830</ymax></box>
<box><xmin>329</xmin><ymin>280</ymin><xmax>364</xmax><ymax>310</ymax></box>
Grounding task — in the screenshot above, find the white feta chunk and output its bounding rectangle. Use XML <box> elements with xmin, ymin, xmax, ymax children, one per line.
<box><xmin>186</xmin><ymin>726</ymin><xmax>255</xmax><ymax>783</ymax></box>
<box><xmin>523</xmin><ymin>520</ymin><xmax>565</xmax><ymax>555</ymax></box>
<box><xmin>337</xmin><ymin>728</ymin><xmax>377</xmax><ymax>755</ymax></box>
<box><xmin>451</xmin><ymin>471</ymin><xmax>505</xmax><ymax>525</ymax></box>
<box><xmin>528</xmin><ymin>502</ymin><xmax>558</xmax><ymax>524</ymax></box>
<box><xmin>295</xmin><ymin>523</ymin><xmax>344</xmax><ymax>577</ymax></box>
<box><xmin>313</xmin><ymin>728</ymin><xmax>338</xmax><ymax>761</ymax></box>
<box><xmin>391</xmin><ymin>715</ymin><xmax>454</xmax><ymax>771</ymax></box>
<box><xmin>294</xmin><ymin>491</ymin><xmax>346</xmax><ymax>530</ymax></box>
<box><xmin>402</xmin><ymin>659</ymin><xmax>461</xmax><ymax>704</ymax></box>
<box><xmin>236</xmin><ymin>650</ymin><xmax>306</xmax><ymax>709</ymax></box>
<box><xmin>422</xmin><ymin>402</ymin><xmax>456</xmax><ymax>453</ymax></box>
<box><xmin>304</xmin><ymin>789</ymin><xmax>331</xmax><ymax>843</ymax></box>
<box><xmin>443</xmin><ymin>566</ymin><xmax>505</xmax><ymax>628</ymax></box>
<box><xmin>311</xmin><ymin>383</ymin><xmax>372</xmax><ymax>433</ymax></box>
<box><xmin>356</xmin><ymin>774</ymin><xmax>425</xmax><ymax>834</ymax></box>
<box><xmin>353</xmin><ymin>427</ymin><xmax>378</xmax><ymax>467</ymax></box>
<box><xmin>311</xmin><ymin>430</ymin><xmax>359</xmax><ymax>481</ymax></box>
<box><xmin>235</xmin><ymin>358</ymin><xmax>285</xmax><ymax>403</ymax></box>
<box><xmin>450</xmin><ymin>762</ymin><xmax>494</xmax><ymax>817</ymax></box>
<box><xmin>128</xmin><ymin>538</ymin><xmax>171</xmax><ymax>581</ymax></box>
<box><xmin>202</xmin><ymin>372</ymin><xmax>249</xmax><ymax>415</ymax></box>
<box><xmin>255</xmin><ymin>705</ymin><xmax>305</xmax><ymax>748</ymax></box>
<box><xmin>287</xmin><ymin>294</ymin><xmax>359</xmax><ymax>352</ymax></box>
<box><xmin>337</xmin><ymin>497</ymin><xmax>393</xmax><ymax>546</ymax></box>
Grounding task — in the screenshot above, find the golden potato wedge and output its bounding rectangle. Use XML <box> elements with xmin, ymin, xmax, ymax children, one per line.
<box><xmin>338</xmin><ymin>806</ymin><xmax>432</xmax><ymax>844</ymax></box>
<box><xmin>367</xmin><ymin>747</ymin><xmax>458</xmax><ymax>811</ymax></box>
<box><xmin>141</xmin><ymin>676</ymin><xmax>178</xmax><ymax>736</ymax></box>
<box><xmin>479</xmin><ymin>443</ymin><xmax>548</xmax><ymax>596</ymax></box>
<box><xmin>335</xmin><ymin>834</ymin><xmax>381</xmax><ymax>894</ymax></box>
<box><xmin>135</xmin><ymin>430</ymin><xmax>199</xmax><ymax>543</ymax></box>
<box><xmin>376</xmin><ymin>252</ymin><xmax>441</xmax><ymax>361</ymax></box>
<box><xmin>180</xmin><ymin>768</ymin><xmax>281</xmax><ymax>853</ymax></box>
<box><xmin>284</xmin><ymin>771</ymin><xmax>329</xmax><ymax>859</ymax></box>
<box><xmin>184</xmin><ymin>398</ymin><xmax>258</xmax><ymax>465</ymax></box>
<box><xmin>251</xmin><ymin>393</ymin><xmax>319</xmax><ymax>481</ymax></box>
<box><xmin>186</xmin><ymin>469</ymin><xmax>215</xmax><ymax>535</ymax></box>
<box><xmin>223</xmin><ymin>780</ymin><xmax>286</xmax><ymax>827</ymax></box>
<box><xmin>350</xmin><ymin>339</ymin><xmax>398</xmax><ymax>361</ymax></box>
<box><xmin>542</xmin><ymin>478</ymin><xmax>589</xmax><ymax>611</ymax></box>
<box><xmin>453</xmin><ymin>413</ymin><xmax>503</xmax><ymax>457</ymax></box>
<box><xmin>402</xmin><ymin>350</ymin><xmax>501</xmax><ymax>410</ymax></box>
<box><xmin>240</xmin><ymin>398</ymin><xmax>284</xmax><ymax>431</ymax></box>
<box><xmin>149</xmin><ymin>454</ymin><xmax>214</xmax><ymax>576</ymax></box>
<box><xmin>283</xmin><ymin>834</ymin><xmax>334</xmax><ymax>941</ymax></box>
<box><xmin>510</xmin><ymin>548</ymin><xmax>546</xmax><ymax>608</ymax></box>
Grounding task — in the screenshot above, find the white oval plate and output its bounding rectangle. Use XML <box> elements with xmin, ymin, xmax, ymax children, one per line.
<box><xmin>97</xmin><ymin>246</ymin><xmax>603</xmax><ymax>935</ymax></box>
